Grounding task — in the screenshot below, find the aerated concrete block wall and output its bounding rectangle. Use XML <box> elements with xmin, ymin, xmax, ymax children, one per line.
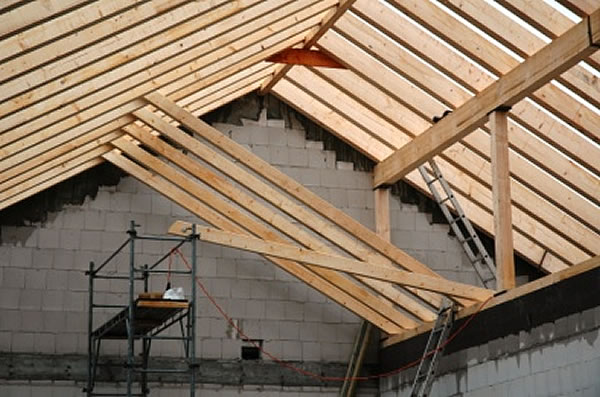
<box><xmin>0</xmin><ymin>113</ymin><xmax>477</xmax><ymax>395</ymax></box>
<box><xmin>381</xmin><ymin>306</ymin><xmax>600</xmax><ymax>397</ymax></box>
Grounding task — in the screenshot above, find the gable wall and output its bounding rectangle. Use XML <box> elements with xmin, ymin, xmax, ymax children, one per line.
<box><xmin>0</xmin><ymin>112</ymin><xmax>479</xmax><ymax>395</ymax></box>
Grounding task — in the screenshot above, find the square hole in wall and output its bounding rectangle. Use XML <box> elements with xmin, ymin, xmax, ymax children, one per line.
<box><xmin>241</xmin><ymin>339</ymin><xmax>263</xmax><ymax>360</ymax></box>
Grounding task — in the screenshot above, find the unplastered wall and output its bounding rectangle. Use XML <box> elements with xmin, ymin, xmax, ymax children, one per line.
<box><xmin>0</xmin><ymin>113</ymin><xmax>478</xmax><ymax>394</ymax></box>
<box><xmin>381</xmin><ymin>306</ymin><xmax>600</xmax><ymax>397</ymax></box>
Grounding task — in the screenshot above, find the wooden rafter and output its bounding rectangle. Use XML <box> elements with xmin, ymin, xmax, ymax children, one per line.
<box><xmin>259</xmin><ymin>0</ymin><xmax>357</xmax><ymax>94</ymax></box>
<box><xmin>271</xmin><ymin>74</ymin><xmax>576</xmax><ymax>272</ymax></box>
<box><xmin>278</xmin><ymin>65</ymin><xmax>596</xmax><ymax>262</ymax></box>
<box><xmin>104</xmin><ymin>145</ymin><xmax>412</xmax><ymax>332</ymax></box>
<box><xmin>143</xmin><ymin>92</ymin><xmax>490</xmax><ymax>309</ymax></box>
<box><xmin>373</xmin><ymin>8</ymin><xmax>600</xmax><ymax>187</ymax></box>
<box><xmin>122</xmin><ymin>119</ymin><xmax>434</xmax><ymax>322</ymax></box>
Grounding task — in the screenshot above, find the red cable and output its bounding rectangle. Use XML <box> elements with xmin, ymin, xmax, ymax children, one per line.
<box><xmin>175</xmin><ymin>249</ymin><xmax>492</xmax><ymax>382</ymax></box>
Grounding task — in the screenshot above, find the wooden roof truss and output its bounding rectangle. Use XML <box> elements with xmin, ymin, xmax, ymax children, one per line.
<box><xmin>0</xmin><ymin>0</ymin><xmax>598</xmax><ymax>333</ymax></box>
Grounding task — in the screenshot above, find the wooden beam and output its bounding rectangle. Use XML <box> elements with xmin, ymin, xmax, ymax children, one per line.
<box><xmin>130</xmin><ymin>110</ymin><xmax>437</xmax><ymax>320</ymax></box>
<box><xmin>0</xmin><ymin>158</ymin><xmax>103</xmax><ymax>211</ymax></box>
<box><xmin>190</xmin><ymin>225</ymin><xmax>493</xmax><ymax>301</ymax></box>
<box><xmin>265</xmin><ymin>49</ymin><xmax>345</xmax><ymax>68</ymax></box>
<box><xmin>281</xmin><ymin>67</ymin><xmax>596</xmax><ymax>263</ymax></box>
<box><xmin>259</xmin><ymin>0</ymin><xmax>357</xmax><ymax>94</ymax></box>
<box><xmin>490</xmin><ymin>109</ymin><xmax>516</xmax><ymax>290</ymax></box>
<box><xmin>111</xmin><ymin>137</ymin><xmax>416</xmax><ymax>330</ymax></box>
<box><xmin>0</xmin><ymin>0</ymin><xmax>143</xmax><ymax>64</ymax></box>
<box><xmin>0</xmin><ymin>0</ymin><xmax>327</xmax><ymax>146</ymax></box>
<box><xmin>373</xmin><ymin>8</ymin><xmax>600</xmax><ymax>187</ymax></box>
<box><xmin>145</xmin><ymin>93</ymin><xmax>474</xmax><ymax>308</ymax></box>
<box><xmin>104</xmin><ymin>150</ymin><xmax>405</xmax><ymax>333</ymax></box>
<box><xmin>383</xmin><ymin>255</ymin><xmax>600</xmax><ymax>348</ymax></box>
<box><xmin>375</xmin><ymin>188</ymin><xmax>391</xmax><ymax>242</ymax></box>
<box><xmin>271</xmin><ymin>73</ymin><xmax>575</xmax><ymax>272</ymax></box>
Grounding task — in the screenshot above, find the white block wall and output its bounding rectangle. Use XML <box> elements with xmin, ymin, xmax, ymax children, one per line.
<box><xmin>0</xmin><ymin>115</ymin><xmax>478</xmax><ymax>395</ymax></box>
<box><xmin>381</xmin><ymin>306</ymin><xmax>600</xmax><ymax>397</ymax></box>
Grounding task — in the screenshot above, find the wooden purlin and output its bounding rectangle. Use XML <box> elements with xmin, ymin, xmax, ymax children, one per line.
<box><xmin>179</xmin><ymin>224</ymin><xmax>494</xmax><ymax>301</ymax></box>
<box><xmin>307</xmin><ymin>65</ymin><xmax>599</xmax><ymax>257</ymax></box>
<box><xmin>373</xmin><ymin>6</ymin><xmax>600</xmax><ymax>187</ymax></box>
<box><xmin>144</xmin><ymin>92</ymin><xmax>489</xmax><ymax>309</ymax></box>
<box><xmin>128</xmin><ymin>109</ymin><xmax>438</xmax><ymax>320</ymax></box>
<box><xmin>259</xmin><ymin>0</ymin><xmax>357</xmax><ymax>94</ymax></box>
<box><xmin>352</xmin><ymin>0</ymin><xmax>600</xmax><ymax>179</ymax></box>
<box><xmin>271</xmin><ymin>78</ymin><xmax>572</xmax><ymax>273</ymax></box>
<box><xmin>439</xmin><ymin>0</ymin><xmax>600</xmax><ymax>110</ymax></box>
<box><xmin>281</xmin><ymin>65</ymin><xmax>595</xmax><ymax>264</ymax></box>
<box><xmin>105</xmin><ymin>143</ymin><xmax>411</xmax><ymax>333</ymax></box>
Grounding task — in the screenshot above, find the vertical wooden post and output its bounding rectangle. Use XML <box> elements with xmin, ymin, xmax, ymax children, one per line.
<box><xmin>374</xmin><ymin>187</ymin><xmax>391</xmax><ymax>242</ymax></box>
<box><xmin>490</xmin><ymin>108</ymin><xmax>515</xmax><ymax>290</ymax></box>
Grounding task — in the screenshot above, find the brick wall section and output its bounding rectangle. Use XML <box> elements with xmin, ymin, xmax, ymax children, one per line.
<box><xmin>380</xmin><ymin>306</ymin><xmax>600</xmax><ymax>397</ymax></box>
<box><xmin>0</xmin><ymin>114</ymin><xmax>478</xmax><ymax>394</ymax></box>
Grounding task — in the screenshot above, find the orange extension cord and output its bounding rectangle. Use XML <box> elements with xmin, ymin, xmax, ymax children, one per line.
<box><xmin>174</xmin><ymin>249</ymin><xmax>493</xmax><ymax>382</ymax></box>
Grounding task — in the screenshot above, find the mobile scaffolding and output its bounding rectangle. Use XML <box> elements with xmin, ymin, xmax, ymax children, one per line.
<box><xmin>86</xmin><ymin>221</ymin><xmax>198</xmax><ymax>397</ymax></box>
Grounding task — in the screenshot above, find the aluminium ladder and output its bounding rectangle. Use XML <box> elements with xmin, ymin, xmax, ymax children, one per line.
<box><xmin>409</xmin><ymin>302</ymin><xmax>455</xmax><ymax>397</ymax></box>
<box><xmin>418</xmin><ymin>160</ymin><xmax>496</xmax><ymax>289</ymax></box>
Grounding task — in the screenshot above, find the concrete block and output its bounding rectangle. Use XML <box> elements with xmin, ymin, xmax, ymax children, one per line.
<box><xmin>33</xmin><ymin>333</ymin><xmax>55</xmax><ymax>354</ymax></box>
<box><xmin>11</xmin><ymin>332</ymin><xmax>35</xmax><ymax>352</ymax></box>
<box><xmin>317</xmin><ymin>323</ymin><xmax>339</xmax><ymax>343</ymax></box>
<box><xmin>201</xmin><ymin>338</ymin><xmax>222</xmax><ymax>359</ymax></box>
<box><xmin>37</xmin><ymin>229</ymin><xmax>59</xmax><ymax>249</ymax></box>
<box><xmin>282</xmin><ymin>341</ymin><xmax>302</xmax><ymax>360</ymax></box>
<box><xmin>530</xmin><ymin>347</ymin><xmax>543</xmax><ymax>373</ymax></box>
<box><xmin>270</xmin><ymin>146</ymin><xmax>289</xmax><ymax>165</ymax></box>
<box><xmin>303</xmin><ymin>302</ymin><xmax>323</xmax><ymax>322</ymax></box>
<box><xmin>58</xmin><ymin>229</ymin><xmax>80</xmax><ymax>251</ymax></box>
<box><xmin>20</xmin><ymin>289</ymin><xmax>43</xmax><ymax>310</ymax></box>
<box><xmin>42</xmin><ymin>290</ymin><xmax>64</xmax><ymax>311</ymax></box>
<box><xmin>84</xmin><ymin>210</ymin><xmax>105</xmax><ymax>231</ymax></box>
<box><xmin>534</xmin><ymin>371</ymin><xmax>548</xmax><ymax>397</ymax></box>
<box><xmin>302</xmin><ymin>341</ymin><xmax>321</xmax><ymax>360</ymax></box>
<box><xmin>296</xmin><ymin>167</ymin><xmax>320</xmax><ymax>186</ymax></box>
<box><xmin>558</xmin><ymin>365</ymin><xmax>574</xmax><ymax>395</ymax></box>
<box><xmin>328</xmin><ymin>188</ymin><xmax>348</xmax><ymax>207</ymax></box>
<box><xmin>67</xmin><ymin>270</ymin><xmax>87</xmax><ymax>292</ymax></box>
<box><xmin>245</xmin><ymin>300</ymin><xmax>265</xmax><ymax>319</ymax></box>
<box><xmin>305</xmin><ymin>140</ymin><xmax>324</xmax><ymax>150</ymax></box>
<box><xmin>150</xmin><ymin>194</ymin><xmax>171</xmax><ymax>216</ymax></box>
<box><xmin>109</xmin><ymin>192</ymin><xmax>131</xmax><ymax>212</ymax></box>
<box><xmin>4</xmin><ymin>267</ymin><xmax>25</xmax><ymax>288</ymax></box>
<box><xmin>284</xmin><ymin>302</ymin><xmax>304</xmax><ymax>321</ymax></box>
<box><xmin>25</xmin><ymin>269</ymin><xmax>46</xmax><ymax>289</ymax></box>
<box><xmin>79</xmin><ymin>231</ymin><xmax>102</xmax><ymax>251</ymax></box>
<box><xmin>0</xmin><ymin>331</ymin><xmax>11</xmax><ymax>351</ymax></box>
<box><xmin>308</xmin><ymin>149</ymin><xmax>326</xmax><ymax>168</ymax></box>
<box><xmin>21</xmin><ymin>310</ymin><xmax>43</xmax><ymax>331</ymax></box>
<box><xmin>415</xmin><ymin>213</ymin><xmax>432</xmax><ymax>232</ymax></box>
<box><xmin>288</xmin><ymin>148</ymin><xmax>308</xmax><ymax>167</ymax></box>
<box><xmin>279</xmin><ymin>321</ymin><xmax>300</xmax><ymax>340</ymax></box>
<box><xmin>299</xmin><ymin>322</ymin><xmax>319</xmax><ymax>342</ymax></box>
<box><xmin>428</xmin><ymin>231</ymin><xmax>449</xmax><ymax>251</ymax></box>
<box><xmin>0</xmin><ymin>310</ymin><xmax>21</xmax><ymax>331</ymax></box>
<box><xmin>0</xmin><ymin>288</ymin><xmax>20</xmax><ymax>309</ymax></box>
<box><xmin>64</xmin><ymin>291</ymin><xmax>86</xmax><ymax>312</ymax></box>
<box><xmin>324</xmin><ymin>150</ymin><xmax>336</xmax><ymax>169</ymax></box>
<box><xmin>89</xmin><ymin>190</ymin><xmax>111</xmax><ymax>210</ymax></box>
<box><xmin>467</xmin><ymin>362</ymin><xmax>488</xmax><ymax>391</ymax></box>
<box><xmin>251</xmin><ymin>144</ymin><xmax>270</xmax><ymax>162</ymax></box>
<box><xmin>286</xmin><ymin>128</ymin><xmax>305</xmax><ymax>147</ymax></box>
<box><xmin>287</xmin><ymin>283</ymin><xmax>308</xmax><ymax>303</ymax></box>
<box><xmin>10</xmin><ymin>246</ymin><xmax>33</xmax><ymax>268</ymax></box>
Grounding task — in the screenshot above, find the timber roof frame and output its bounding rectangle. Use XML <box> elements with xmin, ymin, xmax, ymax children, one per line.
<box><xmin>0</xmin><ymin>0</ymin><xmax>598</xmax><ymax>336</ymax></box>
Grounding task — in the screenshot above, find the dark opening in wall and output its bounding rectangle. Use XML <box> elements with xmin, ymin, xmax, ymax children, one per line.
<box><xmin>241</xmin><ymin>339</ymin><xmax>263</xmax><ymax>360</ymax></box>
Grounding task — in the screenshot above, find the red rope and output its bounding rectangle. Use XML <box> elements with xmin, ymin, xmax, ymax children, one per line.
<box><xmin>175</xmin><ymin>249</ymin><xmax>492</xmax><ymax>382</ymax></box>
